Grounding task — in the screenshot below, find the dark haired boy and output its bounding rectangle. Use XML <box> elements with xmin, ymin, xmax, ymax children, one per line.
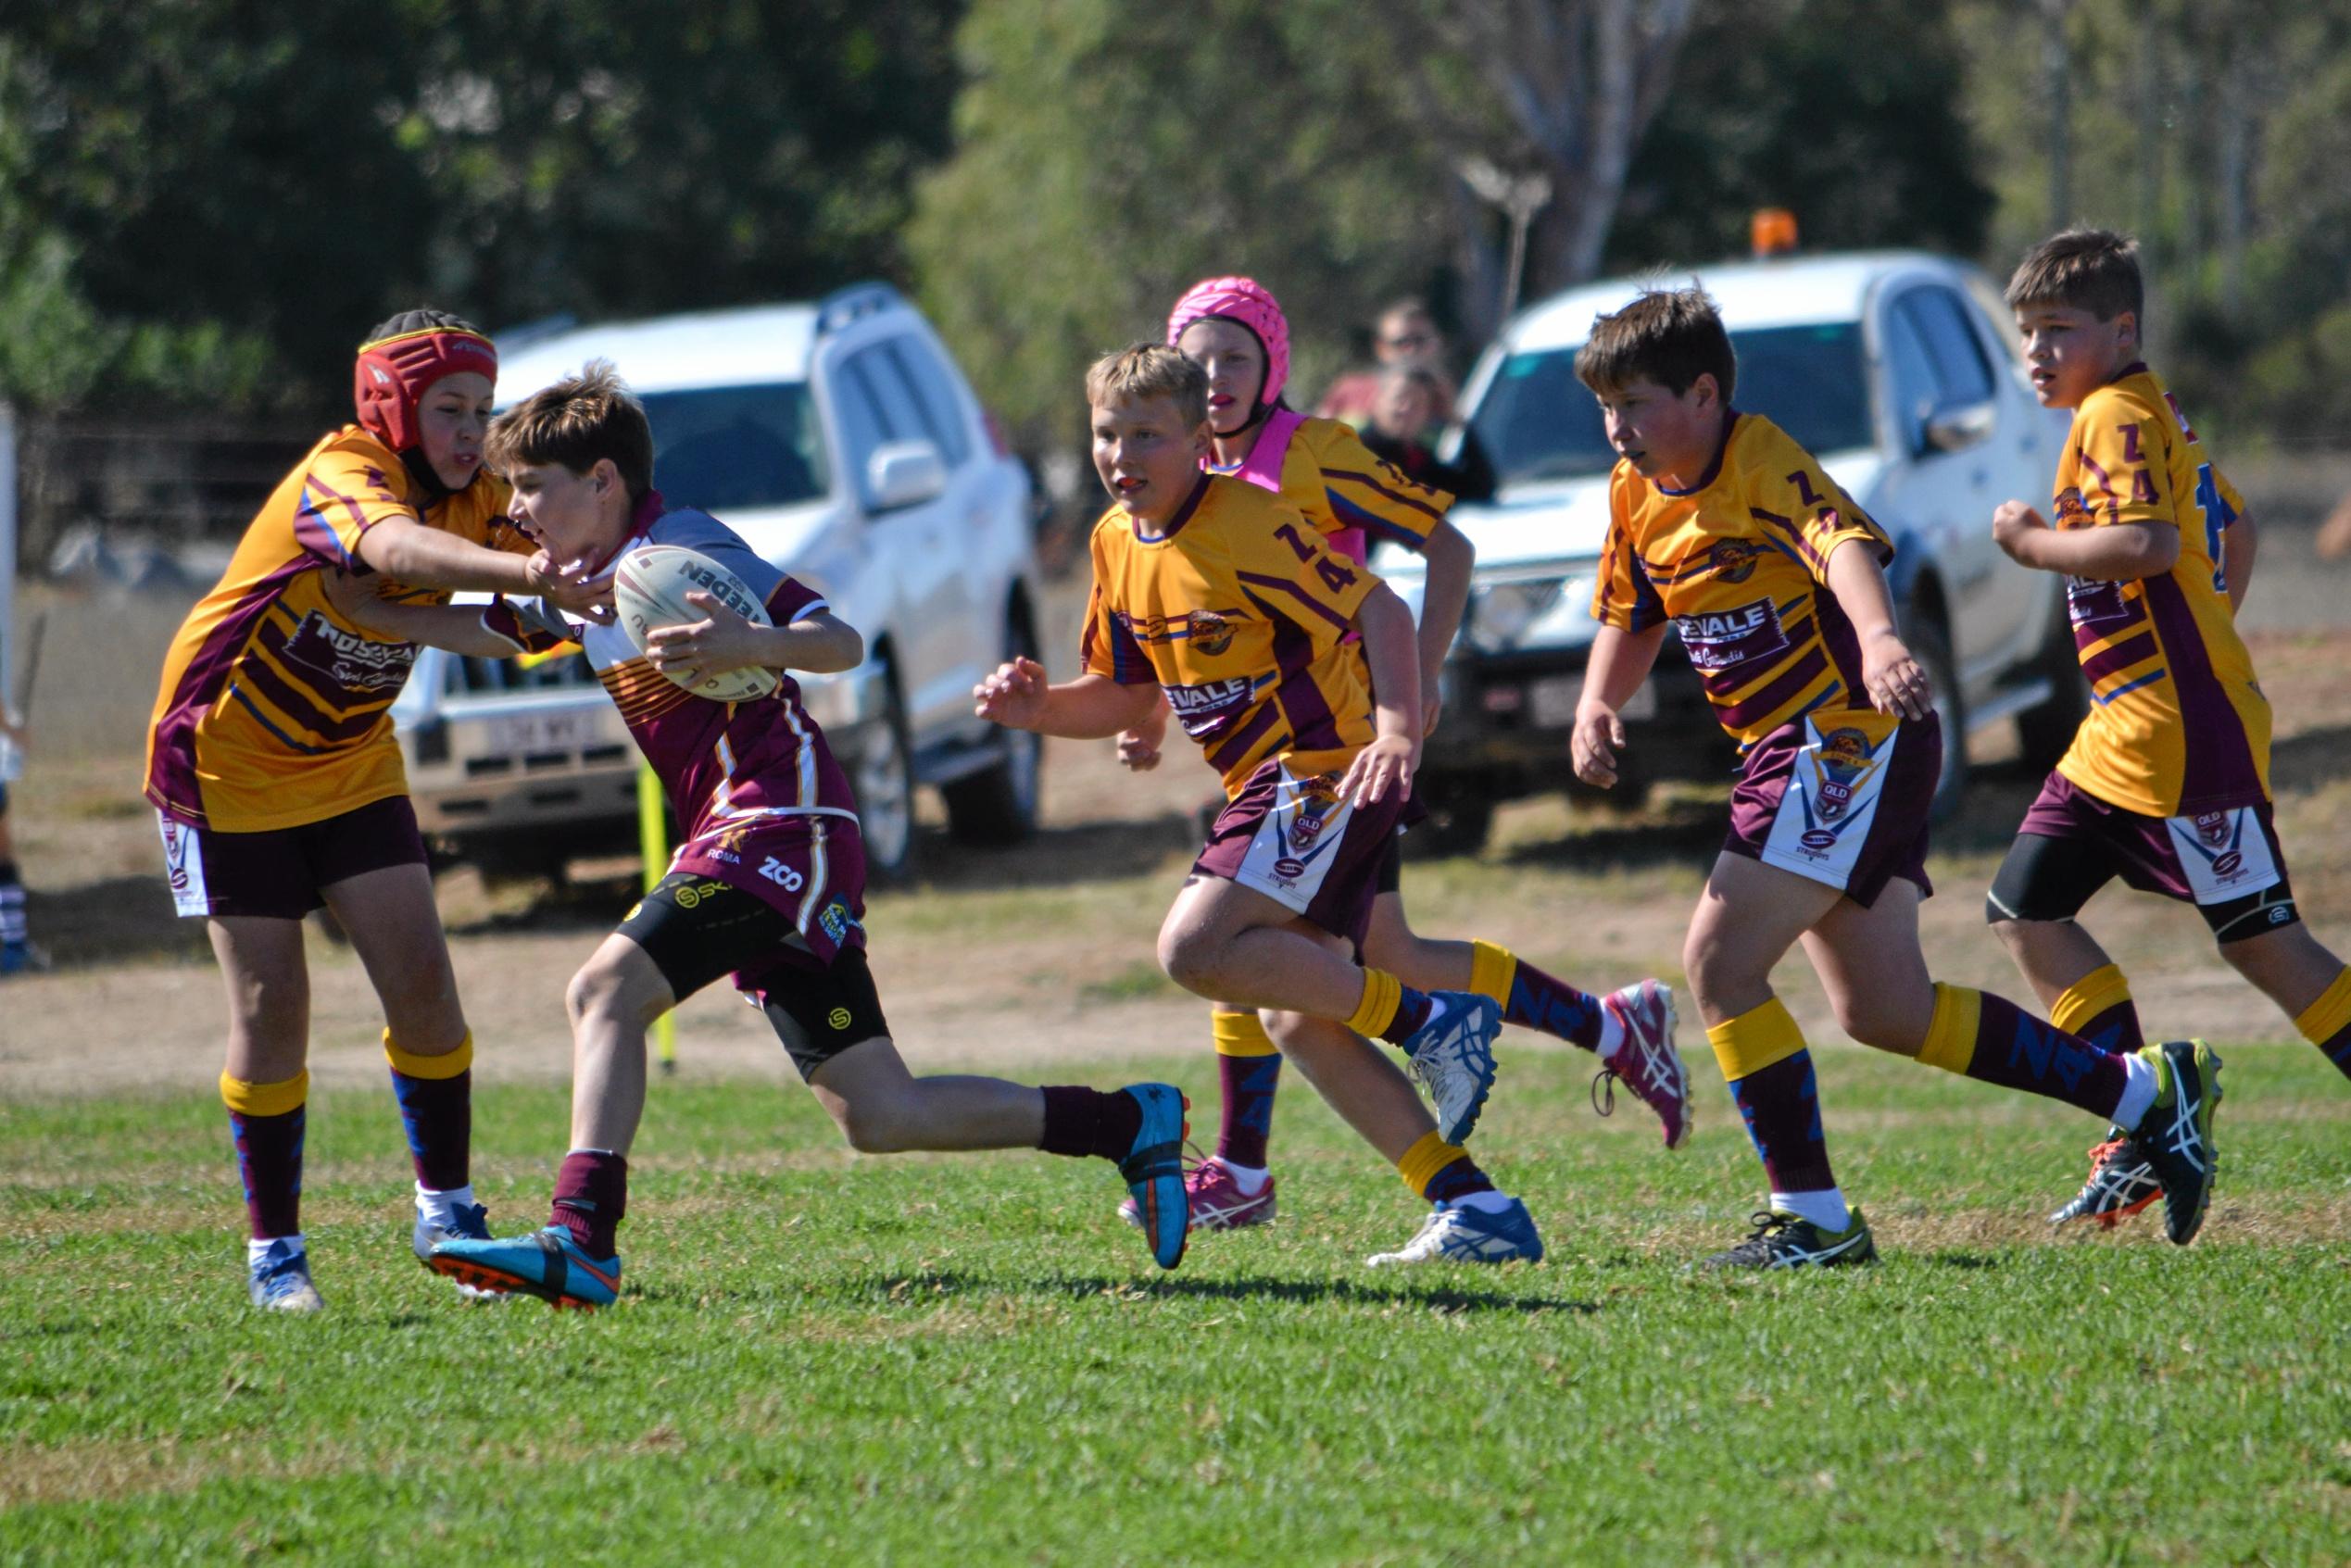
<box><xmin>1567</xmin><ymin>286</ymin><xmax>2219</xmax><ymax>1267</ymax></box>
<box><xmin>1985</xmin><ymin>228</ymin><xmax>2351</xmax><ymax>1226</ymax></box>
<box><xmin>336</xmin><ymin>362</ymin><xmax>1192</xmax><ymax>1304</ymax></box>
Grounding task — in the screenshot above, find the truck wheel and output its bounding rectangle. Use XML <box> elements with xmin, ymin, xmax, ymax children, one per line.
<box><xmin>1907</xmin><ymin>610</ymin><xmax>1968</xmax><ymax>823</ymax></box>
<box><xmin>1402</xmin><ymin>793</ymin><xmax>1494</xmax><ymax>859</ymax></box>
<box><xmin>944</xmin><ymin>615</ymin><xmax>1043</xmax><ymax>846</ymax></box>
<box><xmin>854</xmin><ymin>659</ymin><xmax>918</xmax><ymax>884</ymax></box>
<box><xmin>2015</xmin><ymin>592</ymin><xmax>2089</xmax><ymax>773</ymax></box>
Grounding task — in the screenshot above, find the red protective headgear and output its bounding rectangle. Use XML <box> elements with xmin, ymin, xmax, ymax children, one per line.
<box><xmin>353</xmin><ymin>327</ymin><xmax>498</xmax><ymax>453</ymax></box>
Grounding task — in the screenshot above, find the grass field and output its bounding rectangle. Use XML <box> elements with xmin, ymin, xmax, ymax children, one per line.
<box><xmin>6</xmin><ymin>1039</ymin><xmax>2348</xmax><ymax>1565</ymax></box>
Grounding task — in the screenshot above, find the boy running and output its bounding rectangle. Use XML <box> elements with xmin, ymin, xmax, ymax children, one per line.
<box><xmin>1983</xmin><ymin>230</ymin><xmax>2351</xmax><ymax>1225</ymax></box>
<box><xmin>1115</xmin><ymin>278</ymin><xmax>1683</xmax><ymax>1238</ymax></box>
<box><xmin>1568</xmin><ymin>287</ymin><xmax>2222</xmax><ymax>1267</ymax></box>
<box><xmin>335</xmin><ymin>364</ymin><xmax>1191</xmax><ymax>1305</ymax></box>
<box><xmin>145</xmin><ymin>310</ymin><xmax>611</xmax><ymax>1311</ymax></box>
<box><xmin>979</xmin><ymin>345</ymin><xmax>1542</xmax><ymax>1267</ymax></box>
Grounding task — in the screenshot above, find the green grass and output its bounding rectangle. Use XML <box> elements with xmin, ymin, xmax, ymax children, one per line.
<box><xmin>5</xmin><ymin>1043</ymin><xmax>2349</xmax><ymax>1566</ymax></box>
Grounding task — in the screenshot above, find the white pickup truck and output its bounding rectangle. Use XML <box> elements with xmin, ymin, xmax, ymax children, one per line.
<box><xmin>389</xmin><ymin>284</ymin><xmax>1044</xmax><ymax>881</ymax></box>
<box><xmin>1382</xmin><ymin>252</ymin><xmax>2088</xmax><ymax>851</ymax></box>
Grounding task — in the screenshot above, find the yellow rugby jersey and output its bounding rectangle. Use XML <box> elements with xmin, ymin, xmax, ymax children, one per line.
<box><xmin>146</xmin><ymin>427</ymin><xmax>524</xmax><ymax>832</ymax></box>
<box><xmin>1209</xmin><ymin>412</ymin><xmax>1450</xmax><ymax>565</ymax></box>
<box><xmin>2050</xmin><ymin>364</ymin><xmax>2267</xmax><ymax>816</ymax></box>
<box><xmin>1081</xmin><ymin>474</ymin><xmax>1381</xmax><ymax>797</ymax></box>
<box><xmin>1592</xmin><ymin>413</ymin><xmax>1892</xmax><ymax>749</ymax></box>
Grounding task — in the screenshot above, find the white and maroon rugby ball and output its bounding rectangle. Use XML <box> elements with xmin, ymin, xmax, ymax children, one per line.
<box><xmin>613</xmin><ymin>543</ymin><xmax>781</xmax><ymax>702</ymax></box>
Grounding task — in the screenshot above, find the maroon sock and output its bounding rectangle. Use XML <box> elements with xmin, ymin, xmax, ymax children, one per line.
<box><xmin>1729</xmin><ymin>1051</ymin><xmax>1838</xmax><ymax>1195</ymax></box>
<box><xmin>389</xmin><ymin>1067</ymin><xmax>471</xmax><ymax>1191</ymax></box>
<box><xmin>1215</xmin><ymin>1053</ymin><xmax>1281</xmax><ymax>1170</ymax></box>
<box><xmin>549</xmin><ymin>1150</ymin><xmax>628</xmax><ymax>1257</ymax></box>
<box><xmin>1423</xmin><ymin>1154</ymin><xmax>1497</xmax><ymax>1206</ymax></box>
<box><xmin>2317</xmin><ymin>1022</ymin><xmax>2351</xmax><ymax>1083</ymax></box>
<box><xmin>1965</xmin><ymin>993</ymin><xmax>2131</xmax><ymax>1120</ymax></box>
<box><xmin>229</xmin><ymin>1105</ymin><xmax>305</xmax><ymax>1240</ymax></box>
<box><xmin>1376</xmin><ymin>985</ymin><xmax>1437</xmax><ymax>1047</ymax></box>
<box><xmin>2071</xmin><ymin>998</ymin><xmax>2145</xmax><ymax>1056</ymax></box>
<box><xmin>1502</xmin><ymin>959</ymin><xmax>1604</xmax><ymax>1051</ymax></box>
<box><xmin>1038</xmin><ymin>1086</ymin><xmax>1145</xmax><ymax>1161</ymax></box>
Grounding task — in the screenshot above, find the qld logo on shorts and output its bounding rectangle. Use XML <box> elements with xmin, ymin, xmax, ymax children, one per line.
<box><xmin>1806</xmin><ymin>727</ymin><xmax>1882</xmax><ymax>827</ymax></box>
<box><xmin>160</xmin><ymin>818</ymin><xmax>192</xmax><ymax>891</ymax></box>
<box><xmin>2190</xmin><ymin>810</ymin><xmax>2244</xmax><ymax>875</ymax></box>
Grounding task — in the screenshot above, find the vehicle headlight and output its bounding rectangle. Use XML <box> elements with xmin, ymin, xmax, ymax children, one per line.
<box><xmin>1464</xmin><ymin>573</ymin><xmax>1598</xmax><ymax>652</ymax></box>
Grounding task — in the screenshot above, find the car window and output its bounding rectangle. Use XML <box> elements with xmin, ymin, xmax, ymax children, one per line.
<box><xmin>1896</xmin><ymin>288</ymin><xmax>1996</xmax><ymax>406</ymax></box>
<box><xmin>845</xmin><ymin>343</ymin><xmax>937</xmax><ymax>459</ymax></box>
<box><xmin>829</xmin><ymin>364</ymin><xmax>892</xmax><ymax>510</ymax></box>
<box><xmin>1466</xmin><ymin>322</ymin><xmax>1874</xmax><ymax>489</ymax></box>
<box><xmin>883</xmin><ymin>338</ymin><xmax>973</xmax><ymax>468</ymax></box>
<box><xmin>1880</xmin><ymin>306</ymin><xmax>1941</xmax><ymax>454</ymax></box>
<box><xmin>638</xmin><ymin>383</ymin><xmax>831</xmax><ymax>511</ymax></box>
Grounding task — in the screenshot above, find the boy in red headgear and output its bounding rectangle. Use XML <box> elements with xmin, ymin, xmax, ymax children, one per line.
<box><xmin>145</xmin><ymin>308</ymin><xmax>611</xmax><ymax>1313</ymax></box>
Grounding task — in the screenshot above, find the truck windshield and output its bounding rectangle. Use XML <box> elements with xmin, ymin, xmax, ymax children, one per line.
<box><xmin>1466</xmin><ymin>322</ymin><xmax>1873</xmax><ymax>490</ymax></box>
<box><xmin>640</xmin><ymin>383</ymin><xmax>832</xmax><ymax>511</ymax></box>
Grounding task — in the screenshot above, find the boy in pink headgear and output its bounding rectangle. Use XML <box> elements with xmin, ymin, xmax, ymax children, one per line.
<box><xmin>1113</xmin><ymin>277</ymin><xmax>1689</xmax><ymax>1261</ymax></box>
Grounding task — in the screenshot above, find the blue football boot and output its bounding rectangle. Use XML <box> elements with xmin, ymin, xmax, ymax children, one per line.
<box><xmin>1115</xmin><ymin>1084</ymin><xmax>1190</xmax><ymax>1270</ymax></box>
<box><xmin>430</xmin><ymin>1226</ymin><xmax>621</xmax><ymax>1310</ymax></box>
<box><xmin>1401</xmin><ymin>991</ymin><xmax>1502</xmax><ymax>1145</ymax></box>
<box><xmin>247</xmin><ymin>1238</ymin><xmax>324</xmax><ymax>1312</ymax></box>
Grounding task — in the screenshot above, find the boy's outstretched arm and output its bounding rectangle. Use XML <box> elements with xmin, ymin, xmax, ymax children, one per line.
<box><xmin>1339</xmin><ymin>582</ymin><xmax>1421</xmax><ymax>807</ymax></box>
<box><xmin>974</xmin><ymin>658</ymin><xmax>1162</xmax><ymax>739</ymax></box>
<box><xmin>1411</xmin><ymin>519</ymin><xmax>1475</xmax><ymax>734</ymax></box>
<box><xmin>354</xmin><ymin>517</ymin><xmax>616</xmax><ymax>621</ymax></box>
<box><xmin>1822</xmin><ymin>539</ymin><xmax>1934</xmax><ymax>721</ymax></box>
<box><xmin>1571</xmin><ymin>622</ymin><xmax>1666</xmax><ymax>788</ymax></box>
<box><xmin>325</xmin><ymin>571</ymin><xmax>545</xmax><ymax>657</ymax></box>
<box><xmin>1992</xmin><ymin>500</ymin><xmax>2181</xmax><ymax>581</ymax></box>
<box><xmin>2222</xmin><ymin>508</ymin><xmax>2257</xmax><ymax>612</ymax></box>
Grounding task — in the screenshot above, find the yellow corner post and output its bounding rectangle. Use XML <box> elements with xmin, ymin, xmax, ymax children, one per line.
<box><xmin>636</xmin><ymin>760</ymin><xmax>677</xmax><ymax>1073</ymax></box>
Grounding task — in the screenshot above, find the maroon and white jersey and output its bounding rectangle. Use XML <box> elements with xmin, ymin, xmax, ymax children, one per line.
<box><xmin>485</xmin><ymin>495</ymin><xmax>860</xmax><ymax>917</ymax></box>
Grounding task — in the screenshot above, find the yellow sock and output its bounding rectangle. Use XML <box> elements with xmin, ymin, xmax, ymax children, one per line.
<box><xmin>1344</xmin><ymin>970</ymin><xmax>1405</xmax><ymax>1038</ymax></box>
<box><xmin>2052</xmin><ymin>964</ymin><xmax>2132</xmax><ymax>1038</ymax></box>
<box><xmin>1704</xmin><ymin>996</ymin><xmax>1807</xmax><ymax>1083</ymax></box>
<box><xmin>383</xmin><ymin>1029</ymin><xmax>473</xmax><ymax>1081</ymax></box>
<box><xmin>1210</xmin><ymin>1009</ymin><xmax>1279</xmax><ymax>1058</ymax></box>
<box><xmin>1397</xmin><ymin>1130</ymin><xmax>1469</xmax><ymax>1198</ymax></box>
<box><xmin>2294</xmin><ymin>966</ymin><xmax>2351</xmax><ymax>1046</ymax></box>
<box><xmin>220</xmin><ymin>1070</ymin><xmax>308</xmax><ymax>1117</ymax></box>
<box><xmin>1468</xmin><ymin>940</ymin><xmax>1517</xmax><ymax>1007</ymax></box>
<box><xmin>1916</xmin><ymin>983</ymin><xmax>1980</xmax><ymax>1074</ymax></box>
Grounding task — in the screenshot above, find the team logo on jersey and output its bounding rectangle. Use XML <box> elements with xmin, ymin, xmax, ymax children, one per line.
<box><xmin>2054</xmin><ymin>485</ymin><xmax>2093</xmax><ymax>529</ymax></box>
<box><xmin>280</xmin><ymin>608</ymin><xmax>420</xmax><ymax>696</ymax></box>
<box><xmin>1673</xmin><ymin>596</ymin><xmax>1788</xmax><ymax>672</ymax></box>
<box><xmin>1808</xmin><ymin>727</ymin><xmax>1881</xmax><ymax>823</ymax></box>
<box><xmin>1707</xmin><ymin>540</ymin><xmax>1759</xmax><ymax>584</ymax></box>
<box><xmin>1188</xmin><ymin>611</ymin><xmax>1236</xmax><ymax>656</ymax></box>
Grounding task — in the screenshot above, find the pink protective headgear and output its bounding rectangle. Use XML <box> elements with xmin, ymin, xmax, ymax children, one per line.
<box><xmin>1166</xmin><ymin>276</ymin><xmax>1290</xmax><ymax>409</ymax></box>
<box><xmin>353</xmin><ymin>326</ymin><xmax>498</xmax><ymax>453</ymax></box>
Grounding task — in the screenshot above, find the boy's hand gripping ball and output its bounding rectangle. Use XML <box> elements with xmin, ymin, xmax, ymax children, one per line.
<box><xmin>614</xmin><ymin>544</ymin><xmax>780</xmax><ymax>702</ymax></box>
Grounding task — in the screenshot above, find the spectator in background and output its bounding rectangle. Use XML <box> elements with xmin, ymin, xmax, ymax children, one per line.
<box><xmin>1316</xmin><ymin>298</ymin><xmax>1457</xmax><ymax>429</ymax></box>
<box><xmin>1359</xmin><ymin>364</ymin><xmax>1490</xmax><ymax>501</ymax></box>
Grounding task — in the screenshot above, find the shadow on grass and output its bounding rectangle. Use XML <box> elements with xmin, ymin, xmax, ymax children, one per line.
<box><xmin>897</xmin><ymin>1269</ymin><xmax>1601</xmax><ymax>1316</ymax></box>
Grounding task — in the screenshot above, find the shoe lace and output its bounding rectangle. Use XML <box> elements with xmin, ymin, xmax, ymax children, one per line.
<box><xmin>1590</xmin><ymin>1067</ymin><xmax>1617</xmax><ymax>1119</ymax></box>
<box><xmin>1720</xmin><ymin>1210</ymin><xmax>1794</xmax><ymax>1262</ymax></box>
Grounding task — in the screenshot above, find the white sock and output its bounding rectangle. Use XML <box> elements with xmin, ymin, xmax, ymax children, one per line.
<box><xmin>2111</xmin><ymin>1052</ymin><xmax>2160</xmax><ymax>1133</ymax></box>
<box><xmin>417</xmin><ymin>1182</ymin><xmax>477</xmax><ymax>1219</ymax></box>
<box><xmin>1596</xmin><ymin>1007</ymin><xmax>1627</xmax><ymax>1061</ymax></box>
<box><xmin>1772</xmin><ymin>1188</ymin><xmax>1852</xmax><ymax>1232</ymax></box>
<box><xmin>1448</xmin><ymin>1188</ymin><xmax>1517</xmax><ymax>1215</ymax></box>
<box><xmin>1212</xmin><ymin>1159</ymin><xmax>1269</xmax><ymax>1195</ymax></box>
<box><xmin>248</xmin><ymin>1234</ymin><xmax>304</xmax><ymax>1265</ymax></box>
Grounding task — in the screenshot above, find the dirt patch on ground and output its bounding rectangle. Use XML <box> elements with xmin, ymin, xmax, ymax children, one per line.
<box><xmin>9</xmin><ymin>508</ymin><xmax>2351</xmax><ymax>1098</ymax></box>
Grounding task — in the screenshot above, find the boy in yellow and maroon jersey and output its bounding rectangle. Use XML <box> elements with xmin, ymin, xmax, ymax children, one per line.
<box><xmin>980</xmin><ymin>345</ymin><xmax>1544</xmax><ymax>1267</ymax></box>
<box><xmin>1569</xmin><ymin>287</ymin><xmax>2220</xmax><ymax>1268</ymax></box>
<box><xmin>145</xmin><ymin>309</ymin><xmax>611</xmax><ymax>1311</ymax></box>
<box><xmin>1984</xmin><ymin>229</ymin><xmax>2351</xmax><ymax>1227</ymax></box>
<box><xmin>1113</xmin><ymin>278</ymin><xmax>1685</xmax><ymax>1241</ymax></box>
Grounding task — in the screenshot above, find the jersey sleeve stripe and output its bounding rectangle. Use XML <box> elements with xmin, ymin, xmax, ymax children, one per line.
<box><xmin>1325</xmin><ymin>490</ymin><xmax>1428</xmax><ymax>546</ymax></box>
<box><xmin>1321</xmin><ymin>467</ymin><xmax>1448</xmax><ymax>523</ymax></box>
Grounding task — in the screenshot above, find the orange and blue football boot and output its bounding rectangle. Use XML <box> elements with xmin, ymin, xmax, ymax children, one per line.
<box><xmin>429</xmin><ymin>1226</ymin><xmax>620</xmax><ymax>1310</ymax></box>
<box><xmin>1116</xmin><ymin>1083</ymin><xmax>1191</xmax><ymax>1270</ymax></box>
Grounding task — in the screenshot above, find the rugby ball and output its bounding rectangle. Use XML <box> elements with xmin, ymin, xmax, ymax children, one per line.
<box><xmin>613</xmin><ymin>543</ymin><xmax>781</xmax><ymax>702</ymax></box>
